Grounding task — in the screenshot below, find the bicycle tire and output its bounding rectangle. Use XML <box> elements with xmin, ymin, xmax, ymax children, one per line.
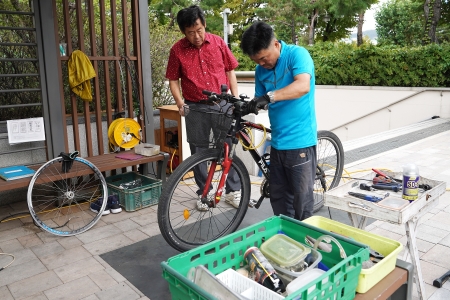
<box><xmin>158</xmin><ymin>149</ymin><xmax>251</xmax><ymax>252</ymax></box>
<box><xmin>313</xmin><ymin>130</ymin><xmax>344</xmax><ymax>212</ymax></box>
<box><xmin>27</xmin><ymin>156</ymin><xmax>108</xmax><ymax>236</ymax></box>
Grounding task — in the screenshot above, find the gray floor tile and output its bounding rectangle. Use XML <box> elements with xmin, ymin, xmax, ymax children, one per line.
<box><xmin>0</xmin><ymin>248</ymin><xmax>36</xmax><ymax>267</ymax></box>
<box><xmin>123</xmin><ymin>229</ymin><xmax>150</xmax><ymax>242</ymax></box>
<box><xmin>19</xmin><ymin>292</ymin><xmax>49</xmax><ymax>300</ymax></box>
<box><xmin>113</xmin><ymin>219</ymin><xmax>141</xmax><ymax>232</ymax></box>
<box><xmin>82</xmin><ymin>234</ymin><xmax>134</xmax><ymax>255</ymax></box>
<box><xmin>429</xmin><ymin>287</ymin><xmax>450</xmax><ymax>300</ymax></box>
<box><xmin>0</xmin><ymin>259</ymin><xmax>47</xmax><ymax>287</ymax></box>
<box><xmin>17</xmin><ymin>233</ymin><xmax>43</xmax><ymax>248</ymax></box>
<box><xmin>31</xmin><ymin>241</ymin><xmax>66</xmax><ymax>259</ymax></box>
<box><xmin>129</xmin><ymin>211</ymin><xmax>157</xmax><ymax>226</ymax></box>
<box><xmin>39</xmin><ymin>246</ymin><xmax>92</xmax><ymax>270</ymax></box>
<box><xmin>95</xmin><ymin>282</ymin><xmax>140</xmax><ymax>300</ymax></box>
<box><xmin>0</xmin><ymin>285</ymin><xmax>14</xmax><ymax>300</ymax></box>
<box><xmin>76</xmin><ymin>224</ymin><xmax>123</xmax><ymax>245</ymax></box>
<box><xmin>8</xmin><ymin>271</ymin><xmax>62</xmax><ymax>299</ymax></box>
<box><xmin>421</xmin><ymin>244</ymin><xmax>450</xmax><ymax>270</ymax></box>
<box><xmin>0</xmin><ymin>239</ymin><xmax>24</xmax><ymax>253</ymax></box>
<box><xmin>57</xmin><ymin>236</ymin><xmax>83</xmax><ymax>250</ymax></box>
<box><xmin>44</xmin><ymin>276</ymin><xmax>100</xmax><ymax>300</ymax></box>
<box><xmin>53</xmin><ymin>256</ymin><xmax>104</xmax><ymax>283</ymax></box>
<box><xmin>0</xmin><ymin>226</ymin><xmax>38</xmax><ymax>243</ymax></box>
<box><xmin>88</xmin><ymin>269</ymin><xmax>118</xmax><ymax>290</ymax></box>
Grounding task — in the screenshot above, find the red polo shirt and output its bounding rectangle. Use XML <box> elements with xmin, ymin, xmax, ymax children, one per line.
<box><xmin>165</xmin><ymin>33</ymin><xmax>238</xmax><ymax>101</ymax></box>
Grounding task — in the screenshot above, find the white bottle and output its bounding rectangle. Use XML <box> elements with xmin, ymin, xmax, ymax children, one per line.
<box><xmin>402</xmin><ymin>163</ymin><xmax>420</xmax><ymax>202</ymax></box>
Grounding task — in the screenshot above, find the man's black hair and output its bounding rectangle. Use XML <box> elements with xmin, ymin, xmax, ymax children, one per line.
<box><xmin>241</xmin><ymin>21</ymin><xmax>275</xmax><ymax>57</ymax></box>
<box><xmin>176</xmin><ymin>5</ymin><xmax>206</xmax><ymax>32</ymax></box>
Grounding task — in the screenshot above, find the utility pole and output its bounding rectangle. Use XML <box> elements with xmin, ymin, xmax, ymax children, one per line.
<box><xmin>222</xmin><ymin>8</ymin><xmax>231</xmax><ymax>47</ymax></box>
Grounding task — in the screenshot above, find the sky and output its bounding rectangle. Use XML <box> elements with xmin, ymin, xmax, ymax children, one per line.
<box><xmin>352</xmin><ymin>0</ymin><xmax>388</xmax><ymax>32</ymax></box>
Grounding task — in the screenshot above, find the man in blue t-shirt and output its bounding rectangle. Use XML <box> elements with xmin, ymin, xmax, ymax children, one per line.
<box><xmin>241</xmin><ymin>21</ymin><xmax>318</xmax><ymax>220</ymax></box>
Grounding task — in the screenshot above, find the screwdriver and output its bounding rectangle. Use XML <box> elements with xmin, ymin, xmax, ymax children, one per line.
<box><xmin>348</xmin><ymin>191</ymin><xmax>384</xmax><ymax>202</ymax></box>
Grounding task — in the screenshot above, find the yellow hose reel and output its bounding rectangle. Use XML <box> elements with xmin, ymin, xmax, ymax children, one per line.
<box><xmin>108</xmin><ymin>118</ymin><xmax>141</xmax><ymax>149</ymax></box>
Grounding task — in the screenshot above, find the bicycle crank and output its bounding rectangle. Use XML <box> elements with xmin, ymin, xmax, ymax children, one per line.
<box><xmin>249</xmin><ymin>178</ymin><xmax>270</xmax><ymax>208</ymax></box>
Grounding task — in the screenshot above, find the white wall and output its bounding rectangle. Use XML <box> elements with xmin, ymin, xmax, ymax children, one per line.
<box><xmin>176</xmin><ymin>84</ymin><xmax>450</xmax><ymax>176</ymax></box>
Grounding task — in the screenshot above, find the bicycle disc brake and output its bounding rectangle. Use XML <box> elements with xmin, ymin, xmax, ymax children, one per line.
<box><xmin>316</xmin><ymin>165</ymin><xmax>327</xmax><ymax>192</ymax></box>
<box><xmin>249</xmin><ymin>178</ymin><xmax>270</xmax><ymax>209</ymax></box>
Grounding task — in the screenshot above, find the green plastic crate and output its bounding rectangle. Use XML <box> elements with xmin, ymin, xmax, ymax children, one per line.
<box><xmin>105</xmin><ymin>172</ymin><xmax>161</xmax><ymax>211</ymax></box>
<box><xmin>161</xmin><ymin>215</ymin><xmax>369</xmax><ymax>300</ymax></box>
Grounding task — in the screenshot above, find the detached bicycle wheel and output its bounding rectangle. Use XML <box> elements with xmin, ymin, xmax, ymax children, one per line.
<box><xmin>27</xmin><ymin>156</ymin><xmax>107</xmax><ymax>236</ymax></box>
<box><xmin>313</xmin><ymin>130</ymin><xmax>344</xmax><ymax>212</ymax></box>
<box><xmin>158</xmin><ymin>149</ymin><xmax>251</xmax><ymax>252</ymax></box>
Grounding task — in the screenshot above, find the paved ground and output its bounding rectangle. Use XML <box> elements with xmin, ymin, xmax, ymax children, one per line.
<box><xmin>1</xmin><ymin>128</ymin><xmax>450</xmax><ymax>299</ymax></box>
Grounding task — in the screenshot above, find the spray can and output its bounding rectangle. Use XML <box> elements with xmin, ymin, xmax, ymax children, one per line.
<box><xmin>402</xmin><ymin>164</ymin><xmax>420</xmax><ymax>202</ymax></box>
<box><xmin>244</xmin><ymin>247</ymin><xmax>285</xmax><ymax>294</ymax></box>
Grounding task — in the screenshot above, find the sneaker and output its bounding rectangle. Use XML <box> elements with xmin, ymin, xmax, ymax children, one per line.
<box><xmin>108</xmin><ymin>194</ymin><xmax>122</xmax><ymax>214</ymax></box>
<box><xmin>90</xmin><ymin>197</ymin><xmax>110</xmax><ymax>215</ymax></box>
<box><xmin>196</xmin><ymin>198</ymin><xmax>209</xmax><ymax>211</ymax></box>
<box><xmin>225</xmin><ymin>191</ymin><xmax>241</xmax><ymax>208</ymax></box>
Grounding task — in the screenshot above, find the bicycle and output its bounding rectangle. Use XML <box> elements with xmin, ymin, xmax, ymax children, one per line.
<box><xmin>27</xmin><ymin>151</ymin><xmax>108</xmax><ymax>236</ymax></box>
<box><xmin>157</xmin><ymin>87</ymin><xmax>344</xmax><ymax>252</ymax></box>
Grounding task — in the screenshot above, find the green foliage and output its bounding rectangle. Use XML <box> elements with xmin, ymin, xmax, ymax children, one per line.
<box><xmin>375</xmin><ymin>0</ymin><xmax>423</xmax><ymax>46</ymax></box>
<box><xmin>309</xmin><ymin>42</ymin><xmax>450</xmax><ymax>87</ymax></box>
<box><xmin>149</xmin><ymin>22</ymin><xmax>182</xmax><ymax>108</ymax></box>
<box><xmin>232</xmin><ymin>44</ymin><xmax>257</xmax><ymax>71</ymax></box>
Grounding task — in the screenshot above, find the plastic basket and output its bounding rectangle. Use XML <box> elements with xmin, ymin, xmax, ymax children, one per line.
<box><xmin>105</xmin><ymin>172</ymin><xmax>162</xmax><ymax>211</ymax></box>
<box><xmin>161</xmin><ymin>215</ymin><xmax>369</xmax><ymax>300</ymax></box>
<box><xmin>303</xmin><ymin>216</ymin><xmax>403</xmax><ymax>293</ymax></box>
<box><xmin>184</xmin><ymin>106</ymin><xmax>232</xmax><ymax>148</ymax></box>
<box><xmin>216</xmin><ymin>269</ymin><xmax>284</xmax><ymax>300</ymax></box>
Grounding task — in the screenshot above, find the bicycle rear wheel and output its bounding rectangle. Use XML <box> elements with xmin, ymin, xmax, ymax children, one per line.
<box><xmin>27</xmin><ymin>156</ymin><xmax>107</xmax><ymax>236</ymax></box>
<box><xmin>313</xmin><ymin>130</ymin><xmax>344</xmax><ymax>212</ymax></box>
<box><xmin>158</xmin><ymin>149</ymin><xmax>251</xmax><ymax>252</ymax></box>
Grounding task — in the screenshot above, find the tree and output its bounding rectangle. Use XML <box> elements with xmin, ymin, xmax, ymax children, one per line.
<box><xmin>375</xmin><ymin>0</ymin><xmax>423</xmax><ymax>46</ymax></box>
<box><xmin>423</xmin><ymin>0</ymin><xmax>442</xmax><ymax>44</ymax></box>
<box><xmin>328</xmin><ymin>0</ymin><xmax>378</xmax><ymax>46</ymax></box>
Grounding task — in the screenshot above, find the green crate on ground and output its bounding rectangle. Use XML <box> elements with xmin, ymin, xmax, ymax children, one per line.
<box><xmin>161</xmin><ymin>215</ymin><xmax>370</xmax><ymax>300</ymax></box>
<box><xmin>105</xmin><ymin>172</ymin><xmax>161</xmax><ymax>211</ymax></box>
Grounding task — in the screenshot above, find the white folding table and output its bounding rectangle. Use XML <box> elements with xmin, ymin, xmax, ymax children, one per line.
<box><xmin>324</xmin><ymin>171</ymin><xmax>446</xmax><ymax>300</ymax></box>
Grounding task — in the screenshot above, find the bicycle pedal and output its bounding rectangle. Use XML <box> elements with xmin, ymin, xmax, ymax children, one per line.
<box><xmin>248</xmin><ymin>199</ymin><xmax>257</xmax><ymax>208</ymax></box>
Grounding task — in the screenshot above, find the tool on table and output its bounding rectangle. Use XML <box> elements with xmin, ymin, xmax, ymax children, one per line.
<box><xmin>372</xmin><ymin>168</ymin><xmax>403</xmax><ymax>183</ymax></box>
<box><xmin>348</xmin><ymin>191</ymin><xmax>384</xmax><ymax>202</ymax></box>
<box><xmin>372</xmin><ymin>183</ymin><xmax>402</xmax><ymax>192</ymax></box>
<box><xmin>348</xmin><ymin>202</ymin><xmax>372</xmax><ymax>211</ymax></box>
<box><xmin>360</xmin><ymin>183</ymin><xmax>392</xmax><ymax>197</ymax></box>
<box><xmin>433</xmin><ymin>270</ymin><xmax>450</xmax><ymax>288</ymax></box>
<box><xmin>372</xmin><ymin>169</ymin><xmax>433</xmax><ymax>191</ymax></box>
<box><xmin>373</xmin><ymin>176</ymin><xmax>395</xmax><ymax>184</ymax></box>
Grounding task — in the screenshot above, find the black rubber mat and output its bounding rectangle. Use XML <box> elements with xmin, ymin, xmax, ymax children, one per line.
<box><xmin>101</xmin><ymin>121</ymin><xmax>450</xmax><ymax>298</ymax></box>
<box><xmin>100</xmin><ymin>198</ymin><xmax>358</xmax><ymax>299</ymax></box>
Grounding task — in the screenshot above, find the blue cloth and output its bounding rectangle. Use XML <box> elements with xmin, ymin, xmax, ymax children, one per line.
<box><xmin>255</xmin><ymin>41</ymin><xmax>317</xmax><ymax>150</ymax></box>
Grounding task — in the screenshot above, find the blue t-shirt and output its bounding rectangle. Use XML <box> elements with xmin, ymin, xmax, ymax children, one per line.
<box><xmin>255</xmin><ymin>41</ymin><xmax>317</xmax><ymax>150</ymax></box>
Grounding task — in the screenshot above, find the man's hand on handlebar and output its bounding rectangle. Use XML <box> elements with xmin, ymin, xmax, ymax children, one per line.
<box><xmin>248</xmin><ymin>95</ymin><xmax>270</xmax><ymax>115</ymax></box>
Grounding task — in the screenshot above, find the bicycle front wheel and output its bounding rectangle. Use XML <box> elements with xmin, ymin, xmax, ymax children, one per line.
<box><xmin>158</xmin><ymin>149</ymin><xmax>251</xmax><ymax>252</ymax></box>
<box><xmin>27</xmin><ymin>156</ymin><xmax>108</xmax><ymax>236</ymax></box>
<box><xmin>313</xmin><ymin>130</ymin><xmax>344</xmax><ymax>212</ymax></box>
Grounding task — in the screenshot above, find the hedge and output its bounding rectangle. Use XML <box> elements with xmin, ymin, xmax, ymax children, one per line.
<box><xmin>307</xmin><ymin>42</ymin><xmax>450</xmax><ymax>87</ymax></box>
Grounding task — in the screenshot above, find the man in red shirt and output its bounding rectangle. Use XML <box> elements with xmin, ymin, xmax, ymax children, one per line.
<box><xmin>165</xmin><ymin>5</ymin><xmax>241</xmax><ymax>211</ymax></box>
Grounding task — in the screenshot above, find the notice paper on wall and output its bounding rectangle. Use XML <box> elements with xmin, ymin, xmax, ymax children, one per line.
<box><xmin>7</xmin><ymin>117</ymin><xmax>46</xmax><ymax>144</ymax></box>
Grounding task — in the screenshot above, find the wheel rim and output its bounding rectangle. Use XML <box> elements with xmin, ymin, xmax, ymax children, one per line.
<box><xmin>27</xmin><ymin>157</ymin><xmax>107</xmax><ymax>236</ymax></box>
<box><xmin>166</xmin><ymin>158</ymin><xmax>247</xmax><ymax>248</ymax></box>
<box><xmin>314</xmin><ymin>134</ymin><xmax>342</xmax><ymax>211</ymax></box>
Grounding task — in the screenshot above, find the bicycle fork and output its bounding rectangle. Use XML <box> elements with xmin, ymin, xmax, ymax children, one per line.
<box><xmin>201</xmin><ymin>143</ymin><xmax>233</xmax><ymax>208</ymax></box>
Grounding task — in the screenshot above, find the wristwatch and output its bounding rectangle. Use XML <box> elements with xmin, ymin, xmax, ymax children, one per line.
<box><xmin>267</xmin><ymin>91</ymin><xmax>275</xmax><ymax>103</ymax></box>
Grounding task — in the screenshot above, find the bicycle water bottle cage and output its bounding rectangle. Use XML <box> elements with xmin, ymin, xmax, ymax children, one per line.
<box><xmin>59</xmin><ymin>151</ymin><xmax>79</xmax><ymax>173</ymax></box>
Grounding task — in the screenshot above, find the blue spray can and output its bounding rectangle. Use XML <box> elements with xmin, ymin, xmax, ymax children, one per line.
<box><xmin>402</xmin><ymin>164</ymin><xmax>419</xmax><ymax>202</ymax></box>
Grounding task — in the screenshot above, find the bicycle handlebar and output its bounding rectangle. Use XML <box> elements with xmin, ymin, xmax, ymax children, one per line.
<box><xmin>201</xmin><ymin>88</ymin><xmax>261</xmax><ymax>116</ymax></box>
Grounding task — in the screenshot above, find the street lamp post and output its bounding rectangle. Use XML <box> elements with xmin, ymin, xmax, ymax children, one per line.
<box><xmin>222</xmin><ymin>8</ymin><xmax>231</xmax><ymax>46</ymax></box>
